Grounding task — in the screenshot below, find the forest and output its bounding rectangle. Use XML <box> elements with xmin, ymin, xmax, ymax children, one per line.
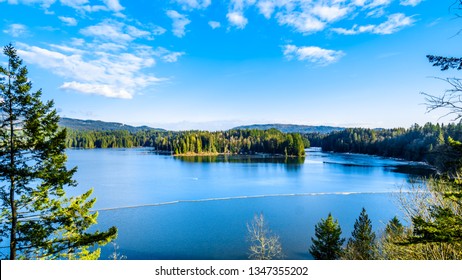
<box><xmin>305</xmin><ymin>122</ymin><xmax>462</xmax><ymax>173</ymax></box>
<box><xmin>65</xmin><ymin>128</ymin><xmax>308</xmax><ymax>157</ymax></box>
<box><xmin>64</xmin><ymin>121</ymin><xmax>462</xmax><ymax>172</ymax></box>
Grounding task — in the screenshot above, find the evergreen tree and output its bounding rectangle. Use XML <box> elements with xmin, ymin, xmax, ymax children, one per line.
<box><xmin>0</xmin><ymin>44</ymin><xmax>116</xmax><ymax>259</ymax></box>
<box><xmin>385</xmin><ymin>216</ymin><xmax>404</xmax><ymax>237</ymax></box>
<box><xmin>378</xmin><ymin>216</ymin><xmax>408</xmax><ymax>260</ymax></box>
<box><xmin>343</xmin><ymin>208</ymin><xmax>377</xmax><ymax>260</ymax></box>
<box><xmin>309</xmin><ymin>213</ymin><xmax>345</xmax><ymax>260</ymax></box>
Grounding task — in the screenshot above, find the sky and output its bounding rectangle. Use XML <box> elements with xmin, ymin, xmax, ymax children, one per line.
<box><xmin>0</xmin><ymin>0</ymin><xmax>461</xmax><ymax>131</ymax></box>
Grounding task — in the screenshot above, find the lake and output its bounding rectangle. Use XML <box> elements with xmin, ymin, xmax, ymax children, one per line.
<box><xmin>64</xmin><ymin>148</ymin><xmax>432</xmax><ymax>260</ymax></box>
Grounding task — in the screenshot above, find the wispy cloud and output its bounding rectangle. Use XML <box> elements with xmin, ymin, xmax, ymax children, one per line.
<box><xmin>400</xmin><ymin>0</ymin><xmax>424</xmax><ymax>6</ymax></box>
<box><xmin>60</xmin><ymin>82</ymin><xmax>132</xmax><ymax>99</ymax></box>
<box><xmin>60</xmin><ymin>0</ymin><xmax>124</xmax><ymax>13</ymax></box>
<box><xmin>311</xmin><ymin>5</ymin><xmax>351</xmax><ymax>22</ymax></box>
<box><xmin>221</xmin><ymin>0</ymin><xmax>417</xmax><ymax>37</ymax></box>
<box><xmin>3</xmin><ymin>24</ymin><xmax>28</xmax><ymax>38</ymax></box>
<box><xmin>283</xmin><ymin>44</ymin><xmax>345</xmax><ymax>66</ymax></box>
<box><xmin>277</xmin><ymin>12</ymin><xmax>326</xmax><ymax>34</ymax></box>
<box><xmin>80</xmin><ymin>20</ymin><xmax>133</xmax><ymax>42</ymax></box>
<box><xmin>80</xmin><ymin>20</ymin><xmax>154</xmax><ymax>43</ymax></box>
<box><xmin>332</xmin><ymin>13</ymin><xmax>415</xmax><ymax>35</ymax></box>
<box><xmin>366</xmin><ymin>0</ymin><xmax>393</xmax><ymax>8</ymax></box>
<box><xmin>173</xmin><ymin>0</ymin><xmax>211</xmax><ymax>10</ymax></box>
<box><xmin>0</xmin><ymin>0</ymin><xmax>55</xmax><ymax>9</ymax></box>
<box><xmin>166</xmin><ymin>10</ymin><xmax>191</xmax><ymax>37</ymax></box>
<box><xmin>0</xmin><ymin>0</ymin><xmax>125</xmax><ymax>14</ymax></box>
<box><xmin>153</xmin><ymin>47</ymin><xmax>185</xmax><ymax>63</ymax></box>
<box><xmin>102</xmin><ymin>0</ymin><xmax>124</xmax><ymax>12</ymax></box>
<box><xmin>58</xmin><ymin>16</ymin><xmax>78</xmax><ymax>26</ymax></box>
<box><xmin>17</xmin><ymin>42</ymin><xmax>164</xmax><ymax>99</ymax></box>
<box><xmin>208</xmin><ymin>21</ymin><xmax>221</xmax><ymax>29</ymax></box>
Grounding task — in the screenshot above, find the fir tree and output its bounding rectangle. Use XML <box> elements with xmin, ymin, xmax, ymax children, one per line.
<box><xmin>309</xmin><ymin>213</ymin><xmax>345</xmax><ymax>260</ymax></box>
<box><xmin>0</xmin><ymin>44</ymin><xmax>116</xmax><ymax>259</ymax></box>
<box><xmin>343</xmin><ymin>208</ymin><xmax>377</xmax><ymax>260</ymax></box>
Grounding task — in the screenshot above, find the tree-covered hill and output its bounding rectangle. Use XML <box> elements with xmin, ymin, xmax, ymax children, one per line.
<box><xmin>59</xmin><ymin>117</ymin><xmax>165</xmax><ymax>132</ymax></box>
<box><xmin>233</xmin><ymin>124</ymin><xmax>344</xmax><ymax>134</ymax></box>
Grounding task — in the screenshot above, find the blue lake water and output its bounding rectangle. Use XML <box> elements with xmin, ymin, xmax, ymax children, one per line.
<box><xmin>64</xmin><ymin>148</ymin><xmax>431</xmax><ymax>260</ymax></box>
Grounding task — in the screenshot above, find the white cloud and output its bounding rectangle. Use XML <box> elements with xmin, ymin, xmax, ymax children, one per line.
<box><xmin>102</xmin><ymin>0</ymin><xmax>124</xmax><ymax>12</ymax></box>
<box><xmin>80</xmin><ymin>21</ymin><xmax>132</xmax><ymax>42</ymax></box>
<box><xmin>353</xmin><ymin>0</ymin><xmax>367</xmax><ymax>6</ymax></box>
<box><xmin>366</xmin><ymin>7</ymin><xmax>385</xmax><ymax>18</ymax></box>
<box><xmin>0</xmin><ymin>0</ymin><xmax>56</xmax><ymax>8</ymax></box>
<box><xmin>367</xmin><ymin>0</ymin><xmax>392</xmax><ymax>8</ymax></box>
<box><xmin>229</xmin><ymin>0</ymin><xmax>257</xmax><ymax>11</ymax></box>
<box><xmin>227</xmin><ymin>11</ymin><xmax>248</xmax><ymax>29</ymax></box>
<box><xmin>173</xmin><ymin>0</ymin><xmax>211</xmax><ymax>9</ymax></box>
<box><xmin>58</xmin><ymin>16</ymin><xmax>77</xmax><ymax>26</ymax></box>
<box><xmin>59</xmin><ymin>0</ymin><xmax>106</xmax><ymax>12</ymax></box>
<box><xmin>153</xmin><ymin>47</ymin><xmax>185</xmax><ymax>63</ymax></box>
<box><xmin>166</xmin><ymin>10</ymin><xmax>191</xmax><ymax>37</ymax></box>
<box><xmin>60</xmin><ymin>82</ymin><xmax>132</xmax><ymax>99</ymax></box>
<box><xmin>48</xmin><ymin>43</ymin><xmax>84</xmax><ymax>54</ymax></box>
<box><xmin>257</xmin><ymin>0</ymin><xmax>275</xmax><ymax>19</ymax></box>
<box><xmin>126</xmin><ymin>25</ymin><xmax>152</xmax><ymax>39</ymax></box>
<box><xmin>80</xmin><ymin>20</ymin><xmax>155</xmax><ymax>42</ymax></box>
<box><xmin>283</xmin><ymin>44</ymin><xmax>345</xmax><ymax>66</ymax></box>
<box><xmin>400</xmin><ymin>0</ymin><xmax>424</xmax><ymax>6</ymax></box>
<box><xmin>0</xmin><ymin>0</ymin><xmax>121</xmax><ymax>13</ymax></box>
<box><xmin>17</xmin><ymin>42</ymin><xmax>164</xmax><ymax>99</ymax></box>
<box><xmin>312</xmin><ymin>5</ymin><xmax>350</xmax><ymax>22</ymax></box>
<box><xmin>59</xmin><ymin>0</ymin><xmax>124</xmax><ymax>13</ymax></box>
<box><xmin>374</xmin><ymin>13</ymin><xmax>415</xmax><ymax>34</ymax></box>
<box><xmin>277</xmin><ymin>11</ymin><xmax>326</xmax><ymax>34</ymax></box>
<box><xmin>3</xmin><ymin>24</ymin><xmax>28</xmax><ymax>37</ymax></box>
<box><xmin>226</xmin><ymin>0</ymin><xmax>257</xmax><ymax>28</ymax></box>
<box><xmin>152</xmin><ymin>25</ymin><xmax>167</xmax><ymax>35</ymax></box>
<box><xmin>70</xmin><ymin>37</ymin><xmax>85</xmax><ymax>46</ymax></box>
<box><xmin>332</xmin><ymin>13</ymin><xmax>415</xmax><ymax>35</ymax></box>
<box><xmin>222</xmin><ymin>0</ymin><xmax>417</xmax><ymax>35</ymax></box>
<box><xmin>208</xmin><ymin>21</ymin><xmax>221</xmax><ymax>29</ymax></box>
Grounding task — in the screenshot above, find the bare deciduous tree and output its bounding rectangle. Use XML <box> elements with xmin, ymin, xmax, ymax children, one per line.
<box><xmin>422</xmin><ymin>77</ymin><xmax>462</xmax><ymax>121</ymax></box>
<box><xmin>247</xmin><ymin>213</ymin><xmax>284</xmax><ymax>260</ymax></box>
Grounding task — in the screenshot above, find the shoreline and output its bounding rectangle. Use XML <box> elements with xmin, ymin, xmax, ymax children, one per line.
<box><xmin>172</xmin><ymin>152</ymin><xmax>305</xmax><ymax>158</ymax></box>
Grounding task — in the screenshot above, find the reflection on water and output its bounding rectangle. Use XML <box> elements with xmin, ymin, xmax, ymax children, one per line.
<box><xmin>307</xmin><ymin>148</ymin><xmax>435</xmax><ymax>178</ymax></box>
<box><xmin>173</xmin><ymin>148</ymin><xmax>435</xmax><ymax>177</ymax></box>
<box><xmin>174</xmin><ymin>154</ymin><xmax>306</xmax><ymax>171</ymax></box>
<box><xmin>61</xmin><ymin>147</ymin><xmax>436</xmax><ymax>260</ymax></box>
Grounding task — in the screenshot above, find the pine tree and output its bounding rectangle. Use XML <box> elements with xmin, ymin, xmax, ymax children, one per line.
<box><xmin>0</xmin><ymin>44</ymin><xmax>116</xmax><ymax>259</ymax></box>
<box><xmin>343</xmin><ymin>208</ymin><xmax>377</xmax><ymax>260</ymax></box>
<box><xmin>309</xmin><ymin>213</ymin><xmax>345</xmax><ymax>260</ymax></box>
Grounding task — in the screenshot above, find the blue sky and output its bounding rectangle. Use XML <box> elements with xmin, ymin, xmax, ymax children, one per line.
<box><xmin>0</xmin><ymin>0</ymin><xmax>461</xmax><ymax>130</ymax></box>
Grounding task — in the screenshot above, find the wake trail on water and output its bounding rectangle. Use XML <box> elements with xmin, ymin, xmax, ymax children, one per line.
<box><xmin>94</xmin><ymin>191</ymin><xmax>404</xmax><ymax>212</ymax></box>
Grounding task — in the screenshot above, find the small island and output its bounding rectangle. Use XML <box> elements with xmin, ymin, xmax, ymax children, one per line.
<box><xmin>64</xmin><ymin>126</ymin><xmax>308</xmax><ymax>157</ymax></box>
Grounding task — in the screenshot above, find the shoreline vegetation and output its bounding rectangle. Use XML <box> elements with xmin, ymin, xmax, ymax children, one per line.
<box><xmin>62</xmin><ymin>121</ymin><xmax>462</xmax><ymax>172</ymax></box>
<box><xmin>64</xmin><ymin>128</ymin><xmax>308</xmax><ymax>157</ymax></box>
<box><xmin>172</xmin><ymin>151</ymin><xmax>304</xmax><ymax>157</ymax></box>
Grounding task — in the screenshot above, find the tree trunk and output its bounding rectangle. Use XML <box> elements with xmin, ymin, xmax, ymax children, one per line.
<box><xmin>8</xmin><ymin>78</ymin><xmax>16</xmax><ymax>260</ymax></box>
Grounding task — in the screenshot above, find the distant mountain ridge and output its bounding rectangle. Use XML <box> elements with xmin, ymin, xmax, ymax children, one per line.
<box><xmin>59</xmin><ymin>117</ymin><xmax>165</xmax><ymax>132</ymax></box>
<box><xmin>233</xmin><ymin>124</ymin><xmax>344</xmax><ymax>134</ymax></box>
<box><xmin>59</xmin><ymin>117</ymin><xmax>344</xmax><ymax>134</ymax></box>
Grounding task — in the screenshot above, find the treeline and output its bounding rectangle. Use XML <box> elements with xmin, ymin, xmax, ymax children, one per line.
<box><xmin>65</xmin><ymin>128</ymin><xmax>308</xmax><ymax>157</ymax></box>
<box><xmin>65</xmin><ymin>129</ymin><xmax>169</xmax><ymax>149</ymax></box>
<box><xmin>306</xmin><ymin>122</ymin><xmax>462</xmax><ymax>164</ymax></box>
